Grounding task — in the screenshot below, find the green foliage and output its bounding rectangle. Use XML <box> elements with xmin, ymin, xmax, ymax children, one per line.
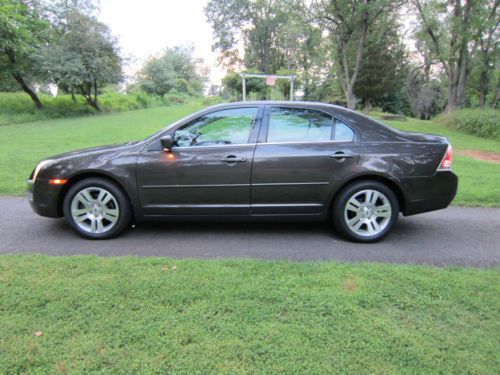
<box><xmin>138</xmin><ymin>46</ymin><xmax>206</xmax><ymax>98</ymax></box>
<box><xmin>0</xmin><ymin>0</ymin><xmax>50</xmax><ymax>107</ymax></box>
<box><xmin>353</xmin><ymin>15</ymin><xmax>407</xmax><ymax>111</ymax></box>
<box><xmin>41</xmin><ymin>11</ymin><xmax>122</xmax><ymax>110</ymax></box>
<box><xmin>1</xmin><ymin>254</ymin><xmax>499</xmax><ymax>373</ymax></box>
<box><xmin>0</xmin><ymin>92</ymin><xmax>197</xmax><ymax>125</ymax></box>
<box><xmin>437</xmin><ymin>109</ymin><xmax>500</xmax><ymax>140</ymax></box>
<box><xmin>205</xmin><ymin>0</ymin><xmax>317</xmax><ymax>75</ymax></box>
<box><xmin>202</xmin><ymin>96</ymin><xmax>224</xmax><ymax>106</ymax></box>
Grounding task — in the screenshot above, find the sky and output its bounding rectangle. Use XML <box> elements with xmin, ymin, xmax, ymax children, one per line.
<box><xmin>99</xmin><ymin>0</ymin><xmax>225</xmax><ymax>85</ymax></box>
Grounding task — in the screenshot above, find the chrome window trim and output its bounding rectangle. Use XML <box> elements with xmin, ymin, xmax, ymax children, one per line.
<box><xmin>170</xmin><ymin>143</ymin><xmax>255</xmax><ymax>151</ymax></box>
<box><xmin>257</xmin><ymin>140</ymin><xmax>355</xmax><ymax>146</ymax></box>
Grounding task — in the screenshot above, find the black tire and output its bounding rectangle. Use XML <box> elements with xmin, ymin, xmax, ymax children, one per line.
<box><xmin>332</xmin><ymin>180</ymin><xmax>399</xmax><ymax>243</ymax></box>
<box><xmin>63</xmin><ymin>177</ymin><xmax>132</xmax><ymax>239</ymax></box>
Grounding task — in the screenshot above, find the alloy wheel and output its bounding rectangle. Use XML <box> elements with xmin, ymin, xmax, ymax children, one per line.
<box><xmin>70</xmin><ymin>187</ymin><xmax>120</xmax><ymax>234</ymax></box>
<box><xmin>343</xmin><ymin>189</ymin><xmax>392</xmax><ymax>237</ymax></box>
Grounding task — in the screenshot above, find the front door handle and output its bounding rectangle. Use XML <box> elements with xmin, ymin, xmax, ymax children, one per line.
<box><xmin>329</xmin><ymin>152</ymin><xmax>354</xmax><ymax>159</ymax></box>
<box><xmin>221</xmin><ymin>155</ymin><xmax>247</xmax><ymax>163</ymax></box>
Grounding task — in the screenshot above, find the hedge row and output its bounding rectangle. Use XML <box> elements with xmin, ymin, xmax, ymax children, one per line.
<box><xmin>437</xmin><ymin>109</ymin><xmax>500</xmax><ymax>140</ymax></box>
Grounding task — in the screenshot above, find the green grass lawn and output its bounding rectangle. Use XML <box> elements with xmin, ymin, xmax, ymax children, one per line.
<box><xmin>0</xmin><ymin>104</ymin><xmax>498</xmax><ymax>206</ymax></box>
<box><xmin>0</xmin><ymin>255</ymin><xmax>498</xmax><ymax>374</ymax></box>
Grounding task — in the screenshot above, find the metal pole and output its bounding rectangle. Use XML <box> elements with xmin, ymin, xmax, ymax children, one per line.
<box><xmin>242</xmin><ymin>74</ymin><xmax>246</xmax><ymax>101</ymax></box>
<box><xmin>290</xmin><ymin>77</ymin><xmax>294</xmax><ymax>101</ymax></box>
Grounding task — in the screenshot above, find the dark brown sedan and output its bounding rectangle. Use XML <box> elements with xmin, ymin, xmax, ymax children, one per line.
<box><xmin>28</xmin><ymin>101</ymin><xmax>457</xmax><ymax>242</ymax></box>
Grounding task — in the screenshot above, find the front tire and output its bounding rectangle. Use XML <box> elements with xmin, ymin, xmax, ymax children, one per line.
<box><xmin>332</xmin><ymin>180</ymin><xmax>399</xmax><ymax>243</ymax></box>
<box><xmin>63</xmin><ymin>178</ymin><xmax>132</xmax><ymax>239</ymax></box>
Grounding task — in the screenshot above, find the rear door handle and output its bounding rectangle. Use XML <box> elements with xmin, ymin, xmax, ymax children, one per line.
<box><xmin>329</xmin><ymin>152</ymin><xmax>354</xmax><ymax>159</ymax></box>
<box><xmin>221</xmin><ymin>155</ymin><xmax>247</xmax><ymax>163</ymax></box>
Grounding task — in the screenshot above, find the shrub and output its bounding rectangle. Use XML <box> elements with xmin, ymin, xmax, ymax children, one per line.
<box><xmin>202</xmin><ymin>96</ymin><xmax>224</xmax><ymax>106</ymax></box>
<box><xmin>0</xmin><ymin>91</ymin><xmax>202</xmax><ymax>125</ymax></box>
<box><xmin>437</xmin><ymin>109</ymin><xmax>500</xmax><ymax>140</ymax></box>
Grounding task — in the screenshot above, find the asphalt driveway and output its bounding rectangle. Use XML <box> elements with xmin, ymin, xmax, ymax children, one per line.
<box><xmin>0</xmin><ymin>197</ymin><xmax>499</xmax><ymax>267</ymax></box>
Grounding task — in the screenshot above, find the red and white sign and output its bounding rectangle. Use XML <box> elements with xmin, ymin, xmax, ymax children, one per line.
<box><xmin>266</xmin><ymin>76</ymin><xmax>277</xmax><ymax>86</ymax></box>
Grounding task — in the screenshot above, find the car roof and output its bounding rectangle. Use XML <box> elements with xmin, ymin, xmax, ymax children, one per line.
<box><xmin>207</xmin><ymin>100</ymin><xmax>353</xmax><ymax>113</ymax></box>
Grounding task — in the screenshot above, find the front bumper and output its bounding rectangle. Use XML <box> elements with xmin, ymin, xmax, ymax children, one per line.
<box><xmin>400</xmin><ymin>171</ymin><xmax>458</xmax><ymax>216</ymax></box>
<box><xmin>27</xmin><ymin>179</ymin><xmax>64</xmax><ymax>218</ymax></box>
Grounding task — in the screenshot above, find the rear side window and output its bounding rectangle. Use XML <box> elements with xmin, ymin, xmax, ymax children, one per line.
<box><xmin>333</xmin><ymin>119</ymin><xmax>354</xmax><ymax>142</ymax></box>
<box><xmin>267</xmin><ymin>107</ymin><xmax>333</xmax><ymax>143</ymax></box>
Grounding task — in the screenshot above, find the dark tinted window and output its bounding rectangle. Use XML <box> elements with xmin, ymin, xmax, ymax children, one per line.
<box><xmin>267</xmin><ymin>107</ymin><xmax>333</xmax><ymax>143</ymax></box>
<box><xmin>334</xmin><ymin>119</ymin><xmax>354</xmax><ymax>142</ymax></box>
<box><xmin>174</xmin><ymin>108</ymin><xmax>257</xmax><ymax>147</ymax></box>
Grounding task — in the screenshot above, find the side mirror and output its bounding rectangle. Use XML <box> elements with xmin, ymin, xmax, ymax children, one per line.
<box><xmin>160</xmin><ymin>135</ymin><xmax>174</xmax><ymax>151</ymax></box>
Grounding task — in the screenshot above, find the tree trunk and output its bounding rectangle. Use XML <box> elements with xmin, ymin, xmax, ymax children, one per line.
<box><xmin>11</xmin><ymin>72</ymin><xmax>43</xmax><ymax>110</ymax></box>
<box><xmin>363</xmin><ymin>98</ymin><xmax>372</xmax><ymax>114</ymax></box>
<box><xmin>345</xmin><ymin>85</ymin><xmax>356</xmax><ymax>110</ymax></box>
<box><xmin>5</xmin><ymin>48</ymin><xmax>43</xmax><ymax>110</ymax></box>
<box><xmin>491</xmin><ymin>76</ymin><xmax>500</xmax><ymax>108</ymax></box>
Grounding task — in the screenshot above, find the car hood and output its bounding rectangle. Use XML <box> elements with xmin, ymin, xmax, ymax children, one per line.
<box><xmin>46</xmin><ymin>141</ymin><xmax>143</xmax><ymax>162</ymax></box>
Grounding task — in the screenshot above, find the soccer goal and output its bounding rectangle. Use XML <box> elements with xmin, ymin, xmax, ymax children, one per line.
<box><xmin>240</xmin><ymin>73</ymin><xmax>296</xmax><ymax>101</ymax></box>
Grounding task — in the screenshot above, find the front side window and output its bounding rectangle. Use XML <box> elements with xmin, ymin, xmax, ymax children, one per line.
<box><xmin>267</xmin><ymin>107</ymin><xmax>333</xmax><ymax>143</ymax></box>
<box><xmin>174</xmin><ymin>107</ymin><xmax>258</xmax><ymax>147</ymax></box>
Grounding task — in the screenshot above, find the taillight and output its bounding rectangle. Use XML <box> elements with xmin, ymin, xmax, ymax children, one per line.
<box><xmin>437</xmin><ymin>145</ymin><xmax>453</xmax><ymax>171</ymax></box>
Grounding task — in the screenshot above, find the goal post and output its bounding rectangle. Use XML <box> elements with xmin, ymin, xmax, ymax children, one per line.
<box><xmin>240</xmin><ymin>73</ymin><xmax>295</xmax><ymax>101</ymax></box>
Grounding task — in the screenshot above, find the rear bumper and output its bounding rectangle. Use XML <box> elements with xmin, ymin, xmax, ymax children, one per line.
<box><xmin>27</xmin><ymin>180</ymin><xmax>63</xmax><ymax>218</ymax></box>
<box><xmin>400</xmin><ymin>171</ymin><xmax>458</xmax><ymax>216</ymax></box>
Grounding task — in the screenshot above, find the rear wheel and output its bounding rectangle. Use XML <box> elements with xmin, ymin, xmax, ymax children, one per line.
<box><xmin>63</xmin><ymin>178</ymin><xmax>132</xmax><ymax>239</ymax></box>
<box><xmin>333</xmin><ymin>180</ymin><xmax>399</xmax><ymax>243</ymax></box>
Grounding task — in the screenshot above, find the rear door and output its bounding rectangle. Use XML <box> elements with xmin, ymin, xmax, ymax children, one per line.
<box><xmin>250</xmin><ymin>105</ymin><xmax>360</xmax><ymax>216</ymax></box>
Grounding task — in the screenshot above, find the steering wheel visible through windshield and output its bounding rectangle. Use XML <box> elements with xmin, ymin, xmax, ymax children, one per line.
<box><xmin>173</xmin><ymin>107</ymin><xmax>258</xmax><ymax>147</ymax></box>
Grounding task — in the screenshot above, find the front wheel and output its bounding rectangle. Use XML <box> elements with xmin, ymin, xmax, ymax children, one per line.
<box><xmin>332</xmin><ymin>180</ymin><xmax>399</xmax><ymax>243</ymax></box>
<box><xmin>63</xmin><ymin>178</ymin><xmax>132</xmax><ymax>239</ymax></box>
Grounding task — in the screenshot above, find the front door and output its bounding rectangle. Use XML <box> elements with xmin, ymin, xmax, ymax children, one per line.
<box><xmin>137</xmin><ymin>106</ymin><xmax>262</xmax><ymax>216</ymax></box>
<box><xmin>251</xmin><ymin>106</ymin><xmax>360</xmax><ymax>215</ymax></box>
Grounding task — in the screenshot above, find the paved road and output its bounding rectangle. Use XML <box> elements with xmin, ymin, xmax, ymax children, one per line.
<box><xmin>0</xmin><ymin>197</ymin><xmax>499</xmax><ymax>267</ymax></box>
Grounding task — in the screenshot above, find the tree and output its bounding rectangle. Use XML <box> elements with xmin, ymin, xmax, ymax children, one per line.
<box><xmin>314</xmin><ymin>0</ymin><xmax>404</xmax><ymax>109</ymax></box>
<box><xmin>137</xmin><ymin>46</ymin><xmax>206</xmax><ymax>97</ymax></box>
<box><xmin>412</xmin><ymin>0</ymin><xmax>493</xmax><ymax>112</ymax></box>
<box><xmin>0</xmin><ymin>0</ymin><xmax>49</xmax><ymax>108</ymax></box>
<box><xmin>205</xmin><ymin>0</ymin><xmax>309</xmax><ymax>74</ymax></box>
<box><xmin>42</xmin><ymin>11</ymin><xmax>122</xmax><ymax>110</ymax></box>
<box><xmin>405</xmin><ymin>67</ymin><xmax>446</xmax><ymax>119</ymax></box>
<box><xmin>353</xmin><ymin>15</ymin><xmax>408</xmax><ymax>112</ymax></box>
<box><xmin>474</xmin><ymin>0</ymin><xmax>499</xmax><ymax>108</ymax></box>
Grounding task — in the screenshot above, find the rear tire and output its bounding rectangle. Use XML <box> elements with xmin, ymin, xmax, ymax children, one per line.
<box><xmin>63</xmin><ymin>178</ymin><xmax>132</xmax><ymax>239</ymax></box>
<box><xmin>332</xmin><ymin>180</ymin><xmax>399</xmax><ymax>243</ymax></box>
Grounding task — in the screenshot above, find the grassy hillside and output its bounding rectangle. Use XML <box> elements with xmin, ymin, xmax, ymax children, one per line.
<box><xmin>0</xmin><ymin>104</ymin><xmax>498</xmax><ymax>206</ymax></box>
<box><xmin>0</xmin><ymin>255</ymin><xmax>498</xmax><ymax>374</ymax></box>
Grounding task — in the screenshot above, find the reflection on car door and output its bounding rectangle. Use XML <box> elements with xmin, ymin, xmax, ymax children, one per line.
<box><xmin>137</xmin><ymin>106</ymin><xmax>262</xmax><ymax>216</ymax></box>
<box><xmin>251</xmin><ymin>106</ymin><xmax>360</xmax><ymax>215</ymax></box>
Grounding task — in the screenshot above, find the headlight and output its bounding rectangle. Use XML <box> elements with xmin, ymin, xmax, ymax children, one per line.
<box><xmin>32</xmin><ymin>159</ymin><xmax>55</xmax><ymax>182</ymax></box>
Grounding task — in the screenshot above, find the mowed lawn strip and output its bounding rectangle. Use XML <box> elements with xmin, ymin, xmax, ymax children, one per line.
<box><xmin>0</xmin><ymin>104</ymin><xmax>498</xmax><ymax>206</ymax></box>
<box><xmin>0</xmin><ymin>254</ymin><xmax>498</xmax><ymax>374</ymax></box>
